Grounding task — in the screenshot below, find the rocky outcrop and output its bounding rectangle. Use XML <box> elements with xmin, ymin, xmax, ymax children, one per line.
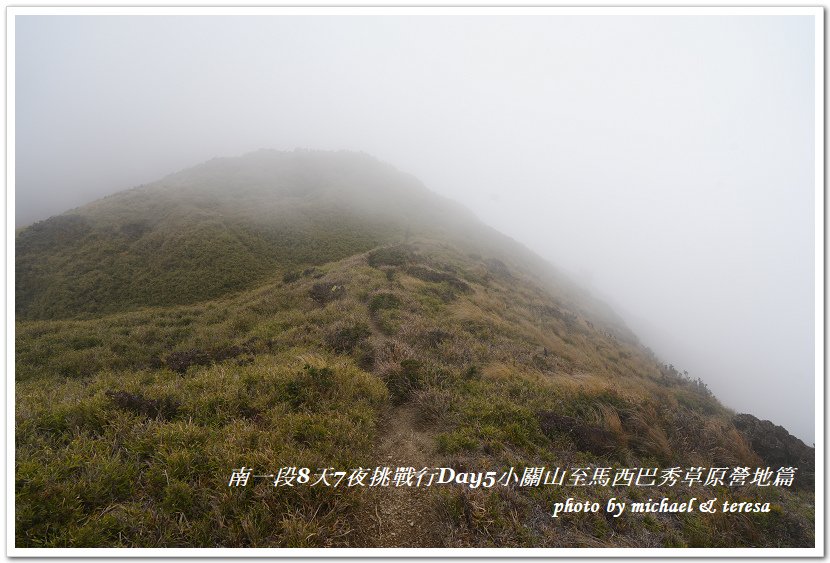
<box><xmin>538</xmin><ymin>411</ymin><xmax>620</xmax><ymax>456</ymax></box>
<box><xmin>732</xmin><ymin>413</ymin><xmax>814</xmax><ymax>490</ymax></box>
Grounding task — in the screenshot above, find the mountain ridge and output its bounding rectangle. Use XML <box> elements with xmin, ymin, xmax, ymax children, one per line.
<box><xmin>14</xmin><ymin>150</ymin><xmax>814</xmax><ymax>548</ymax></box>
<box><xmin>15</xmin><ymin>149</ymin><xmax>639</xmax><ymax>345</ymax></box>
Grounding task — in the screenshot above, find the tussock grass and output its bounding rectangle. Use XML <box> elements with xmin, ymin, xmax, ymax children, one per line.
<box><xmin>17</xmin><ymin>350</ymin><xmax>387</xmax><ymax>547</ymax></box>
<box><xmin>16</xmin><ymin>237</ymin><xmax>813</xmax><ymax>548</ymax></box>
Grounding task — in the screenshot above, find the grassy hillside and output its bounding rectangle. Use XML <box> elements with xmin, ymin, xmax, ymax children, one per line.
<box><xmin>16</xmin><ymin>239</ymin><xmax>814</xmax><ymax>547</ymax></box>
<box><xmin>16</xmin><ymin>151</ymin><xmax>473</xmax><ymax>320</ymax></box>
<box><xmin>15</xmin><ymin>152</ymin><xmax>814</xmax><ymax>548</ymax></box>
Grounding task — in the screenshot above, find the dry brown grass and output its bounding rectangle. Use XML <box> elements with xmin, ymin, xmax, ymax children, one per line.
<box><xmin>596</xmin><ymin>402</ymin><xmax>625</xmax><ymax>437</ymax></box>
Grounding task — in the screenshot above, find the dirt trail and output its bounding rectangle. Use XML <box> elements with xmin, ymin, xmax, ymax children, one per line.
<box><xmin>363</xmin><ymin>403</ymin><xmax>436</xmax><ymax>547</ymax></box>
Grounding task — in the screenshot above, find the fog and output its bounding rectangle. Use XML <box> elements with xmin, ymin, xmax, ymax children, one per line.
<box><xmin>15</xmin><ymin>13</ymin><xmax>817</xmax><ymax>443</ymax></box>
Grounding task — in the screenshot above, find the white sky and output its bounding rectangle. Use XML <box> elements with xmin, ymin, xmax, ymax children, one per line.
<box><xmin>14</xmin><ymin>13</ymin><xmax>818</xmax><ymax>443</ymax></box>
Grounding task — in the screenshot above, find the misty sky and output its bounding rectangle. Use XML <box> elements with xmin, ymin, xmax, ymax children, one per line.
<box><xmin>14</xmin><ymin>13</ymin><xmax>818</xmax><ymax>443</ymax></box>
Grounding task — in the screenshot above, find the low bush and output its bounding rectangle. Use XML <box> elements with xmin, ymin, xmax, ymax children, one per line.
<box><xmin>325</xmin><ymin>323</ymin><xmax>371</xmax><ymax>354</ymax></box>
<box><xmin>368</xmin><ymin>293</ymin><xmax>400</xmax><ymax>313</ymax></box>
<box><xmin>385</xmin><ymin>359</ymin><xmax>423</xmax><ymax>405</ymax></box>
<box><xmin>105</xmin><ymin>390</ymin><xmax>180</xmax><ymax>421</ymax></box>
<box><xmin>165</xmin><ymin>349</ymin><xmax>212</xmax><ymax>374</ymax></box>
<box><xmin>309</xmin><ymin>282</ymin><xmax>346</xmax><ymax>305</ymax></box>
<box><xmin>367</xmin><ymin>245</ymin><xmax>413</xmax><ymax>268</ymax></box>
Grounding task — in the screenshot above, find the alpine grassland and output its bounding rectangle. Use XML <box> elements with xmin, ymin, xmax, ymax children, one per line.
<box><xmin>15</xmin><ymin>151</ymin><xmax>814</xmax><ymax>548</ymax></box>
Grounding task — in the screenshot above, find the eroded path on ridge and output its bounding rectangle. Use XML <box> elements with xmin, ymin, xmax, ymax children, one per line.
<box><xmin>360</xmin><ymin>404</ymin><xmax>437</xmax><ymax>547</ymax></box>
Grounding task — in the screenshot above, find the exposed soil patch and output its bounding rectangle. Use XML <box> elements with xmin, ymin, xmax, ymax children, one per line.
<box><xmin>358</xmin><ymin>404</ymin><xmax>437</xmax><ymax>547</ymax></box>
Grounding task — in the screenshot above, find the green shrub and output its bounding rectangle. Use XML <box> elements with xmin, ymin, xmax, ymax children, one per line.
<box><xmin>325</xmin><ymin>324</ymin><xmax>371</xmax><ymax>354</ymax></box>
<box><xmin>368</xmin><ymin>293</ymin><xmax>400</xmax><ymax>313</ymax></box>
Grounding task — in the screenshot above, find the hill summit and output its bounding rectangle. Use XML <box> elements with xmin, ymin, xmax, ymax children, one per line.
<box><xmin>17</xmin><ymin>150</ymin><xmax>482</xmax><ymax>319</ymax></box>
<box><xmin>15</xmin><ymin>150</ymin><xmax>814</xmax><ymax>548</ymax></box>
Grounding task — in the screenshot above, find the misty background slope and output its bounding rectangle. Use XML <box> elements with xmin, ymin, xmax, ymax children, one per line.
<box><xmin>17</xmin><ymin>149</ymin><xmax>632</xmax><ymax>339</ymax></box>
<box><xmin>14</xmin><ymin>14</ymin><xmax>817</xmax><ymax>442</ymax></box>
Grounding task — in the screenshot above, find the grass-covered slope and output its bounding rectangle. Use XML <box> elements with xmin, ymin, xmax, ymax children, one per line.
<box><xmin>16</xmin><ymin>150</ymin><xmax>478</xmax><ymax>320</ymax></box>
<box><xmin>16</xmin><ymin>237</ymin><xmax>814</xmax><ymax>548</ymax></box>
